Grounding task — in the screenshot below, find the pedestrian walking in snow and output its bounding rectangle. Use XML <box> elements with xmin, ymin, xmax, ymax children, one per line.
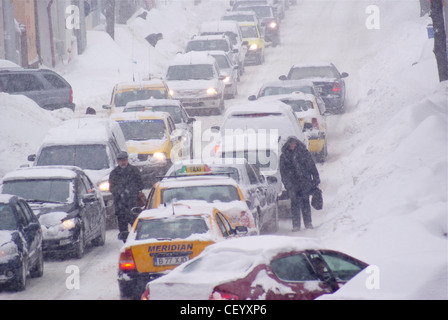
<box><xmin>279</xmin><ymin>136</ymin><xmax>321</xmax><ymax>231</ymax></box>
<box><xmin>109</xmin><ymin>151</ymin><xmax>144</xmax><ymax>241</ymax></box>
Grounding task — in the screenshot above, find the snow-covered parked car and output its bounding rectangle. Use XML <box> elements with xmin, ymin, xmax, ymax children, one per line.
<box><xmin>279</xmin><ymin>62</ymin><xmax>348</xmax><ymax>113</ymax></box>
<box><xmin>118</xmin><ymin>204</ymin><xmax>248</xmax><ymax>299</ymax></box>
<box><xmin>165</xmin><ymin>158</ymin><xmax>279</xmax><ymax>232</ymax></box>
<box><xmin>142</xmin><ymin>235</ymin><xmax>368</xmax><ymax>300</ymax></box>
<box><xmin>1</xmin><ymin>166</ymin><xmax>106</xmax><ymax>259</ymax></box>
<box><xmin>165</xmin><ymin>52</ymin><xmax>226</xmax><ymax>115</ymax></box>
<box><xmin>0</xmin><ymin>194</ymin><xmax>43</xmax><ymax>291</ymax></box>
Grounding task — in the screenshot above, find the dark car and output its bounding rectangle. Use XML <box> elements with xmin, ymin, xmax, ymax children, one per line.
<box><xmin>1</xmin><ymin>166</ymin><xmax>106</xmax><ymax>259</ymax></box>
<box><xmin>234</xmin><ymin>4</ymin><xmax>280</xmax><ymax>46</ymax></box>
<box><xmin>143</xmin><ymin>235</ymin><xmax>368</xmax><ymax>300</ymax></box>
<box><xmin>279</xmin><ymin>63</ymin><xmax>349</xmax><ymax>113</ymax></box>
<box><xmin>0</xmin><ymin>68</ymin><xmax>75</xmax><ymax>111</ymax></box>
<box><xmin>0</xmin><ymin>194</ymin><xmax>44</xmax><ymax>291</ymax></box>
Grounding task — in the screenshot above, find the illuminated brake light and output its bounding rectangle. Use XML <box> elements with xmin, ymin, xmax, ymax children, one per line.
<box><xmin>141</xmin><ymin>288</ymin><xmax>150</xmax><ymax>300</ymax></box>
<box><xmin>119</xmin><ymin>249</ymin><xmax>136</xmax><ymax>271</ymax></box>
<box><xmin>332</xmin><ymin>82</ymin><xmax>342</xmax><ymax>92</ymax></box>
<box><xmin>70</xmin><ymin>88</ymin><xmax>73</xmax><ymax>103</ymax></box>
<box><xmin>209</xmin><ymin>290</ymin><xmax>239</xmax><ymax>300</ymax></box>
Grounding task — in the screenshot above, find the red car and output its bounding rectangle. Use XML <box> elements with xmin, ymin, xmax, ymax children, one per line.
<box><xmin>142</xmin><ymin>235</ymin><xmax>368</xmax><ymax>300</ymax></box>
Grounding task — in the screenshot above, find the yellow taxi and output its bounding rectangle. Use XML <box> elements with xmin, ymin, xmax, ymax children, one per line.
<box><xmin>146</xmin><ymin>172</ymin><xmax>258</xmax><ymax>233</ymax></box>
<box><xmin>117</xmin><ymin>203</ymin><xmax>248</xmax><ymax>299</ymax></box>
<box><xmin>102</xmin><ymin>79</ymin><xmax>171</xmax><ymax>114</ymax></box>
<box><xmin>239</xmin><ymin>21</ymin><xmax>265</xmax><ymax>65</ymax></box>
<box><xmin>110</xmin><ymin>111</ymin><xmax>189</xmax><ymax>188</ymax></box>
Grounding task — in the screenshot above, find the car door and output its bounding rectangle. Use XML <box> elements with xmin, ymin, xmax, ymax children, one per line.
<box><xmin>267</xmin><ymin>252</ymin><xmax>335</xmax><ymax>300</ymax></box>
<box><xmin>16</xmin><ymin>200</ymin><xmax>42</xmax><ymax>265</ymax></box>
<box><xmin>77</xmin><ymin>176</ymin><xmax>95</xmax><ymax>241</ymax></box>
<box><xmin>80</xmin><ymin>173</ymin><xmax>104</xmax><ymax>239</ymax></box>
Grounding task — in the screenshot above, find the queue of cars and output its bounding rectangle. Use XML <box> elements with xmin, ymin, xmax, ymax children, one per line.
<box><xmin>0</xmin><ymin>0</ymin><xmax>358</xmax><ymax>299</ymax></box>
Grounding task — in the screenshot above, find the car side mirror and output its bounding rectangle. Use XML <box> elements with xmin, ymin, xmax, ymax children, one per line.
<box><xmin>233</xmin><ymin>225</ymin><xmax>248</xmax><ymax>236</ymax></box>
<box><xmin>248</xmin><ymin>95</ymin><xmax>257</xmax><ymax>101</ymax></box>
<box><xmin>266</xmin><ymin>176</ymin><xmax>278</xmax><ymax>184</ymax></box>
<box><xmin>341</xmin><ymin>72</ymin><xmax>349</xmax><ymax>78</ymax></box>
<box><xmin>278</xmin><ymin>75</ymin><xmax>287</xmax><ymax>80</ymax></box>
<box><xmin>187</xmin><ymin>117</ymin><xmax>196</xmax><ymax>124</ymax></box>
<box><xmin>242</xmin><ymin>40</ymin><xmax>248</xmax><ymax>46</ymax></box>
<box><xmin>27</xmin><ymin>154</ymin><xmax>36</xmax><ymax>162</ymax></box>
<box><xmin>82</xmin><ymin>193</ymin><xmax>96</xmax><ymax>203</ymax></box>
<box><xmin>102</xmin><ymin>104</ymin><xmax>111</xmax><ymax>110</ymax></box>
<box><xmin>211</xmin><ymin>125</ymin><xmax>220</xmax><ymax>132</ymax></box>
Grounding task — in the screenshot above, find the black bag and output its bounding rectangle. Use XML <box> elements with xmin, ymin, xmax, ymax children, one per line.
<box><xmin>311</xmin><ymin>188</ymin><xmax>323</xmax><ymax>210</ymax></box>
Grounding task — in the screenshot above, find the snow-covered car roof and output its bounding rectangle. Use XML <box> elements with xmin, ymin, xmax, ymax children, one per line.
<box><xmin>262</xmin><ymin>79</ymin><xmax>316</xmax><ymax>89</ymax></box>
<box><xmin>110</xmin><ymin>110</ymin><xmax>171</xmax><ymax>121</ymax></box>
<box><xmin>113</xmin><ymin>79</ymin><xmax>167</xmax><ymax>90</ymax></box>
<box><xmin>125</xmin><ymin>98</ymin><xmax>182</xmax><ymax>109</ymax></box>
<box><xmin>290</xmin><ymin>62</ymin><xmax>335</xmax><ymax>69</ymax></box>
<box><xmin>0</xmin><ymin>194</ymin><xmax>17</xmax><ymax>204</ymax></box>
<box><xmin>224</xmin><ymin>99</ymin><xmax>292</xmax><ymax>116</ymax></box>
<box><xmin>2</xmin><ymin>166</ymin><xmax>79</xmax><ymax>181</ymax></box>
<box><xmin>200</xmin><ymin>20</ymin><xmax>241</xmax><ymax>33</ymax></box>
<box><xmin>138</xmin><ymin>202</ymin><xmax>217</xmax><ymax>220</ymax></box>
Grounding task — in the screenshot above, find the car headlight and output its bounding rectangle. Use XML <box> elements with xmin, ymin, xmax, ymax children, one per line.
<box><xmin>206</xmin><ymin>87</ymin><xmax>218</xmax><ymax>95</ymax></box>
<box><xmin>98</xmin><ymin>180</ymin><xmax>110</xmax><ymax>192</ymax></box>
<box><xmin>168</xmin><ymin>89</ymin><xmax>174</xmax><ymax>96</ymax></box>
<box><xmin>222</xmin><ymin>76</ymin><xmax>231</xmax><ymax>84</ymax></box>
<box><xmin>62</xmin><ymin>218</ymin><xmax>77</xmax><ymax>231</ymax></box>
<box><xmin>269</xmin><ymin>21</ymin><xmax>277</xmax><ymax>29</ymax></box>
<box><xmin>249</xmin><ymin>43</ymin><xmax>258</xmax><ymax>50</ymax></box>
<box><xmin>0</xmin><ymin>242</ymin><xmax>19</xmax><ymax>259</ymax></box>
<box><xmin>152</xmin><ymin>152</ymin><xmax>167</xmax><ymax>161</ymax></box>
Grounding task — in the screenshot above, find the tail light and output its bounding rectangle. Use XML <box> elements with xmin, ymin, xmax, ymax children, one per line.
<box><xmin>214</xmin><ymin>145</ymin><xmax>220</xmax><ymax>154</ymax></box>
<box><xmin>119</xmin><ymin>248</ymin><xmax>136</xmax><ymax>271</ymax></box>
<box><xmin>69</xmin><ymin>88</ymin><xmax>73</xmax><ymax>103</ymax></box>
<box><xmin>312</xmin><ymin>118</ymin><xmax>319</xmax><ymax>130</ymax></box>
<box><xmin>332</xmin><ymin>82</ymin><xmax>342</xmax><ymax>92</ymax></box>
<box><xmin>209</xmin><ymin>290</ymin><xmax>239</xmax><ymax>300</ymax></box>
<box><xmin>141</xmin><ymin>288</ymin><xmax>150</xmax><ymax>300</ymax></box>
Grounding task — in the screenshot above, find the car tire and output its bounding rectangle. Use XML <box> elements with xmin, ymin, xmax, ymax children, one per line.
<box><xmin>93</xmin><ymin>216</ymin><xmax>106</xmax><ymax>247</ymax></box>
<box><xmin>30</xmin><ymin>249</ymin><xmax>44</xmax><ymax>278</ymax></box>
<box><xmin>13</xmin><ymin>259</ymin><xmax>27</xmax><ymax>291</ymax></box>
<box><xmin>74</xmin><ymin>228</ymin><xmax>85</xmax><ymax>259</ymax></box>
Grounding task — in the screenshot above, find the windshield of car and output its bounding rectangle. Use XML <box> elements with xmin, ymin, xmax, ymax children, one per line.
<box><xmin>166</xmin><ymin>64</ymin><xmax>215</xmax><ymax>81</ymax></box>
<box><xmin>161</xmin><ymin>185</ymin><xmax>241</xmax><ymax>204</ymax></box>
<box><xmin>3</xmin><ymin>179</ymin><xmax>73</xmax><ymax>204</ymax></box>
<box><xmin>185</xmin><ymin>40</ymin><xmax>230</xmax><ymax>52</ymax></box>
<box><xmin>150</xmin><ymin>106</ymin><xmax>182</xmax><ymax>123</ymax></box>
<box><xmin>289</xmin><ymin>66</ymin><xmax>338</xmax><ymax>79</ymax></box>
<box><xmin>240</xmin><ymin>25</ymin><xmax>258</xmax><ymax>38</ymax></box>
<box><xmin>211</xmin><ymin>55</ymin><xmax>231</xmax><ymax>70</ymax></box>
<box><xmin>0</xmin><ymin>204</ymin><xmax>17</xmax><ymax>230</ymax></box>
<box><xmin>135</xmin><ymin>216</ymin><xmax>208</xmax><ymax>240</ymax></box>
<box><xmin>117</xmin><ymin>119</ymin><xmax>166</xmax><ymax>141</ymax></box>
<box><xmin>259</xmin><ymin>85</ymin><xmax>313</xmax><ymax>96</ymax></box>
<box><xmin>281</xmin><ymin>100</ymin><xmax>314</xmax><ymax>112</ymax></box>
<box><xmin>114</xmin><ymin>89</ymin><xmax>168</xmax><ymax>107</ymax></box>
<box><xmin>36</xmin><ymin>145</ymin><xmax>110</xmax><ymax>170</ymax></box>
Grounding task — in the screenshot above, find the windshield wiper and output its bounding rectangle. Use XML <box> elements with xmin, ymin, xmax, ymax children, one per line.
<box><xmin>27</xmin><ymin>199</ymin><xmax>64</xmax><ymax>204</ymax></box>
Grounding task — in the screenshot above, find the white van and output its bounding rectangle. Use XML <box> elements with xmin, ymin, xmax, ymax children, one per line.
<box><xmin>213</xmin><ymin>100</ymin><xmax>307</xmax><ymax>200</ymax></box>
<box><xmin>27</xmin><ymin>118</ymin><xmax>128</xmax><ymax>225</ymax></box>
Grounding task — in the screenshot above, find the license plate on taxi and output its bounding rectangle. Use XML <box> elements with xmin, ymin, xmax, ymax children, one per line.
<box><xmin>154</xmin><ymin>255</ymin><xmax>189</xmax><ymax>266</ymax></box>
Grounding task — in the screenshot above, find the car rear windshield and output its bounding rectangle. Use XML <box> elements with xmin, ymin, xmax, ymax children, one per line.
<box><xmin>117</xmin><ymin>119</ymin><xmax>166</xmax><ymax>141</ymax></box>
<box><xmin>161</xmin><ymin>185</ymin><xmax>240</xmax><ymax>204</ymax></box>
<box><xmin>259</xmin><ymin>85</ymin><xmax>313</xmax><ymax>97</ymax></box>
<box><xmin>3</xmin><ymin>179</ymin><xmax>73</xmax><ymax>204</ymax></box>
<box><xmin>135</xmin><ymin>216</ymin><xmax>208</xmax><ymax>240</ymax></box>
<box><xmin>0</xmin><ymin>204</ymin><xmax>17</xmax><ymax>231</ymax></box>
<box><xmin>186</xmin><ymin>40</ymin><xmax>230</xmax><ymax>53</ymax></box>
<box><xmin>289</xmin><ymin>66</ymin><xmax>338</xmax><ymax>80</ymax></box>
<box><xmin>37</xmin><ymin>145</ymin><xmax>109</xmax><ymax>170</ymax></box>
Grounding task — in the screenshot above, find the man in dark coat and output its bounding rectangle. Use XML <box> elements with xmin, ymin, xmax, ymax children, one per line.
<box><xmin>109</xmin><ymin>151</ymin><xmax>144</xmax><ymax>239</ymax></box>
<box><xmin>279</xmin><ymin>136</ymin><xmax>320</xmax><ymax>231</ymax></box>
